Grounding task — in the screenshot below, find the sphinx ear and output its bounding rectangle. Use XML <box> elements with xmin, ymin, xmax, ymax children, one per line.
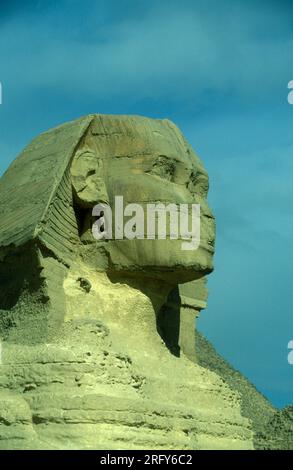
<box><xmin>70</xmin><ymin>148</ymin><xmax>109</xmax><ymax>208</ymax></box>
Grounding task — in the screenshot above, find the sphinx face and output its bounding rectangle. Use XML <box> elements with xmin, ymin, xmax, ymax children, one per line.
<box><xmin>71</xmin><ymin>116</ymin><xmax>215</xmax><ymax>284</ymax></box>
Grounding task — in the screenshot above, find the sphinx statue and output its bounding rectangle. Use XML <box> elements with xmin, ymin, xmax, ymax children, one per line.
<box><xmin>0</xmin><ymin>115</ymin><xmax>253</xmax><ymax>450</ymax></box>
<box><xmin>0</xmin><ymin>114</ymin><xmax>214</xmax><ymax>343</ymax></box>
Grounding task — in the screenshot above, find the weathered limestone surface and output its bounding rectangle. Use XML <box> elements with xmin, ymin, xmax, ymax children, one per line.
<box><xmin>0</xmin><ymin>115</ymin><xmax>253</xmax><ymax>450</ymax></box>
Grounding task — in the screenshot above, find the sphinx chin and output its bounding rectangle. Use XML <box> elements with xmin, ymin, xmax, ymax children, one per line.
<box><xmin>104</xmin><ymin>238</ymin><xmax>213</xmax><ymax>284</ymax></box>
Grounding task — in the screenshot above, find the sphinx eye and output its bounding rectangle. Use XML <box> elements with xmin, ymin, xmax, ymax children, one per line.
<box><xmin>150</xmin><ymin>156</ymin><xmax>176</xmax><ymax>182</ymax></box>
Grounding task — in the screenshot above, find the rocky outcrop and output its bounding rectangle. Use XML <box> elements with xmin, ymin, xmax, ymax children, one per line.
<box><xmin>194</xmin><ymin>331</ymin><xmax>293</xmax><ymax>450</ymax></box>
<box><xmin>260</xmin><ymin>406</ymin><xmax>293</xmax><ymax>450</ymax></box>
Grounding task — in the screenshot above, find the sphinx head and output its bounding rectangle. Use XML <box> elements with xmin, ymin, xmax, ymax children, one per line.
<box><xmin>71</xmin><ymin>115</ymin><xmax>215</xmax><ymax>285</ymax></box>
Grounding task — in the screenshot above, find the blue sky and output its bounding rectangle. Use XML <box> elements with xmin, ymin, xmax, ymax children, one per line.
<box><xmin>0</xmin><ymin>0</ymin><xmax>292</xmax><ymax>407</ymax></box>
